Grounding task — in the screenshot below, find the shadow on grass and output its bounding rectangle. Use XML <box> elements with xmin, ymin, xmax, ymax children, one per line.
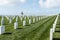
<box><xmin>55</xmin><ymin>31</ymin><xmax>60</xmax><ymax>32</ymax></box>
<box><xmin>53</xmin><ymin>38</ymin><xmax>60</xmax><ymax>40</ymax></box>
<box><xmin>56</xmin><ymin>26</ymin><xmax>60</xmax><ymax>28</ymax></box>
<box><xmin>17</xmin><ymin>28</ymin><xmax>23</xmax><ymax>29</ymax></box>
<box><xmin>3</xmin><ymin>32</ymin><xmax>12</xmax><ymax>35</ymax></box>
<box><xmin>26</xmin><ymin>24</ymin><xmax>30</xmax><ymax>26</ymax></box>
<box><xmin>32</xmin><ymin>23</ymin><xmax>35</xmax><ymax>24</ymax></box>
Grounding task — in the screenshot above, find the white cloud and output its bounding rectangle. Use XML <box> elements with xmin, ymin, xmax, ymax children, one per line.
<box><xmin>20</xmin><ymin>0</ymin><xmax>26</xmax><ymax>3</ymax></box>
<box><xmin>0</xmin><ymin>0</ymin><xmax>9</xmax><ymax>5</ymax></box>
<box><xmin>0</xmin><ymin>0</ymin><xmax>16</xmax><ymax>6</ymax></box>
<box><xmin>0</xmin><ymin>0</ymin><xmax>27</xmax><ymax>6</ymax></box>
<box><xmin>39</xmin><ymin>0</ymin><xmax>60</xmax><ymax>8</ymax></box>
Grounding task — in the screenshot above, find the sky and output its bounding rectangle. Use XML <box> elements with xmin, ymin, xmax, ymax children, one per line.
<box><xmin>0</xmin><ymin>0</ymin><xmax>60</xmax><ymax>16</ymax></box>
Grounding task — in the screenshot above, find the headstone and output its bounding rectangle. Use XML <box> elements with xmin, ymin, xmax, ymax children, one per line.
<box><xmin>5</xmin><ymin>16</ymin><xmax>9</xmax><ymax>20</ymax></box>
<box><xmin>1</xmin><ymin>16</ymin><xmax>4</xmax><ymax>25</ymax></box>
<box><xmin>33</xmin><ymin>18</ymin><xmax>35</xmax><ymax>23</ymax></box>
<box><xmin>16</xmin><ymin>16</ymin><xmax>18</xmax><ymax>22</ymax></box>
<box><xmin>38</xmin><ymin>17</ymin><xmax>39</xmax><ymax>21</ymax></box>
<box><xmin>12</xmin><ymin>16</ymin><xmax>15</xmax><ymax>20</ymax></box>
<box><xmin>0</xmin><ymin>25</ymin><xmax>5</xmax><ymax>35</ymax></box>
<box><xmin>28</xmin><ymin>17</ymin><xmax>29</xmax><ymax>19</ymax></box>
<box><xmin>9</xmin><ymin>18</ymin><xmax>12</xmax><ymax>23</ymax></box>
<box><xmin>9</xmin><ymin>16</ymin><xmax>12</xmax><ymax>23</ymax></box>
<box><xmin>29</xmin><ymin>19</ymin><xmax>31</xmax><ymax>24</ymax></box>
<box><xmin>9</xmin><ymin>16</ymin><xmax>15</xmax><ymax>23</ymax></box>
<box><xmin>53</xmin><ymin>15</ymin><xmax>58</xmax><ymax>32</ymax></box>
<box><xmin>14</xmin><ymin>22</ymin><xmax>18</xmax><ymax>29</ymax></box>
<box><xmin>55</xmin><ymin>15</ymin><xmax>58</xmax><ymax>23</ymax></box>
<box><xmin>50</xmin><ymin>28</ymin><xmax>53</xmax><ymax>40</ymax></box>
<box><xmin>24</xmin><ymin>16</ymin><xmax>26</xmax><ymax>20</ymax></box>
<box><xmin>23</xmin><ymin>20</ymin><xmax>26</xmax><ymax>26</ymax></box>
<box><xmin>20</xmin><ymin>16</ymin><xmax>23</xmax><ymax>21</ymax></box>
<box><xmin>14</xmin><ymin>16</ymin><xmax>18</xmax><ymax>29</ymax></box>
<box><xmin>39</xmin><ymin>17</ymin><xmax>40</xmax><ymax>20</ymax></box>
<box><xmin>53</xmin><ymin>24</ymin><xmax>56</xmax><ymax>32</ymax></box>
<box><xmin>36</xmin><ymin>17</ymin><xmax>38</xmax><ymax>22</ymax></box>
<box><xmin>0</xmin><ymin>16</ymin><xmax>5</xmax><ymax>35</ymax></box>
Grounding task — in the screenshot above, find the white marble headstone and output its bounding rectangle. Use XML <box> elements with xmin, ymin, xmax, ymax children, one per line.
<box><xmin>5</xmin><ymin>16</ymin><xmax>9</xmax><ymax>20</ymax></box>
<box><xmin>0</xmin><ymin>25</ymin><xmax>5</xmax><ymax>35</ymax></box>
<box><xmin>14</xmin><ymin>22</ymin><xmax>18</xmax><ymax>29</ymax></box>
<box><xmin>28</xmin><ymin>17</ymin><xmax>29</xmax><ymax>19</ymax></box>
<box><xmin>29</xmin><ymin>19</ymin><xmax>31</xmax><ymax>24</ymax></box>
<box><xmin>0</xmin><ymin>17</ymin><xmax>5</xmax><ymax>35</ymax></box>
<box><xmin>24</xmin><ymin>16</ymin><xmax>26</xmax><ymax>20</ymax></box>
<box><xmin>9</xmin><ymin>18</ymin><xmax>12</xmax><ymax>23</ymax></box>
<box><xmin>16</xmin><ymin>16</ymin><xmax>18</xmax><ymax>22</ymax></box>
<box><xmin>23</xmin><ymin>20</ymin><xmax>26</xmax><ymax>26</ymax></box>
<box><xmin>33</xmin><ymin>18</ymin><xmax>35</xmax><ymax>23</ymax></box>
<box><xmin>12</xmin><ymin>16</ymin><xmax>15</xmax><ymax>20</ymax></box>
<box><xmin>39</xmin><ymin>17</ymin><xmax>40</xmax><ymax>20</ymax></box>
<box><xmin>14</xmin><ymin>16</ymin><xmax>18</xmax><ymax>29</ymax></box>
<box><xmin>1</xmin><ymin>16</ymin><xmax>4</xmax><ymax>25</ymax></box>
<box><xmin>19</xmin><ymin>16</ymin><xmax>23</xmax><ymax>21</ymax></box>
<box><xmin>50</xmin><ymin>28</ymin><xmax>53</xmax><ymax>40</ymax></box>
<box><xmin>36</xmin><ymin>17</ymin><xmax>38</xmax><ymax>22</ymax></box>
<box><xmin>53</xmin><ymin>24</ymin><xmax>56</xmax><ymax>32</ymax></box>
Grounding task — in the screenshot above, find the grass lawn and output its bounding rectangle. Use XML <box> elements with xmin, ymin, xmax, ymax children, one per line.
<box><xmin>0</xmin><ymin>16</ymin><xmax>56</xmax><ymax>40</ymax></box>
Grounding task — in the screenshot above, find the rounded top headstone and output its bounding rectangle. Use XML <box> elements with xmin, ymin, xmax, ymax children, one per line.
<box><xmin>16</xmin><ymin>16</ymin><xmax>18</xmax><ymax>22</ymax></box>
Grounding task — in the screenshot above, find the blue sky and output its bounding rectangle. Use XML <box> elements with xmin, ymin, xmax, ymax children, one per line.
<box><xmin>0</xmin><ymin>0</ymin><xmax>60</xmax><ymax>16</ymax></box>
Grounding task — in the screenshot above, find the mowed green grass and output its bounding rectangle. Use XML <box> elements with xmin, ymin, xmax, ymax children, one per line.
<box><xmin>0</xmin><ymin>16</ymin><xmax>56</xmax><ymax>40</ymax></box>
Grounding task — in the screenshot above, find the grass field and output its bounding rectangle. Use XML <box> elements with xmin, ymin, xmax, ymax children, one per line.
<box><xmin>0</xmin><ymin>15</ymin><xmax>56</xmax><ymax>40</ymax></box>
